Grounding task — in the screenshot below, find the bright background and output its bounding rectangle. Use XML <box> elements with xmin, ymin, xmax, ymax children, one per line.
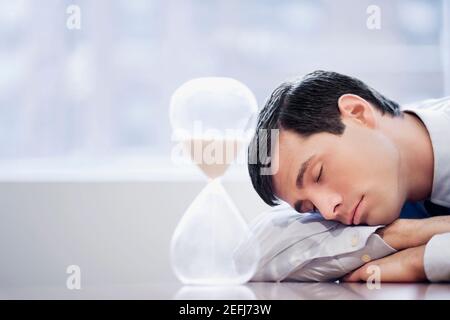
<box><xmin>0</xmin><ymin>0</ymin><xmax>450</xmax><ymax>292</ymax></box>
<box><xmin>0</xmin><ymin>0</ymin><xmax>449</xmax><ymax>176</ymax></box>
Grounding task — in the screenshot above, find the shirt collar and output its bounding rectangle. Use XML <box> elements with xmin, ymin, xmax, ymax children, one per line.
<box><xmin>403</xmin><ymin>104</ymin><xmax>450</xmax><ymax>207</ymax></box>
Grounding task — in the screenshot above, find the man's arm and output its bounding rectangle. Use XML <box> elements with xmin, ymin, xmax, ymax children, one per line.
<box><xmin>375</xmin><ymin>216</ymin><xmax>450</xmax><ymax>250</ymax></box>
<box><xmin>343</xmin><ymin>245</ymin><xmax>426</xmax><ymax>282</ymax></box>
<box><xmin>343</xmin><ymin>216</ymin><xmax>450</xmax><ymax>282</ymax></box>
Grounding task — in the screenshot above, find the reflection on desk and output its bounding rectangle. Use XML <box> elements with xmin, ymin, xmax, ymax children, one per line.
<box><xmin>1</xmin><ymin>282</ymin><xmax>450</xmax><ymax>299</ymax></box>
<box><xmin>174</xmin><ymin>282</ymin><xmax>450</xmax><ymax>300</ymax></box>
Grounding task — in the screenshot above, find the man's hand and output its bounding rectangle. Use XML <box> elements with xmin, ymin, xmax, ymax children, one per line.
<box><xmin>342</xmin><ymin>245</ymin><xmax>427</xmax><ymax>282</ymax></box>
<box><xmin>376</xmin><ymin>216</ymin><xmax>450</xmax><ymax>250</ymax></box>
<box><xmin>342</xmin><ymin>216</ymin><xmax>450</xmax><ymax>282</ymax></box>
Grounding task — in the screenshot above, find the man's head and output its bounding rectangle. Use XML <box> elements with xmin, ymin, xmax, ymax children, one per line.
<box><xmin>248</xmin><ymin>70</ymin><xmax>406</xmax><ymax>225</ymax></box>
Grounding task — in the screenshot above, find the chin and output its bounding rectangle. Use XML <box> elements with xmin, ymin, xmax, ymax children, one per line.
<box><xmin>367</xmin><ymin>209</ymin><xmax>398</xmax><ymax>226</ymax></box>
<box><xmin>367</xmin><ymin>191</ymin><xmax>403</xmax><ymax>225</ymax></box>
<box><xmin>381</xmin><ymin>216</ymin><xmax>397</xmax><ymax>225</ymax></box>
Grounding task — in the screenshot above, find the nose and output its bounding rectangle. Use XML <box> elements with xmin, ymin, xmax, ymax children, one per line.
<box><xmin>311</xmin><ymin>190</ymin><xmax>343</xmax><ymax>221</ymax></box>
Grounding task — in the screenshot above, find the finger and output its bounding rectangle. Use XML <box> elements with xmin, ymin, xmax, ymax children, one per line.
<box><xmin>342</xmin><ymin>269</ymin><xmax>363</xmax><ymax>282</ymax></box>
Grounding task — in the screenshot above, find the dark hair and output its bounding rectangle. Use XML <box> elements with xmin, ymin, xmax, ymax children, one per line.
<box><xmin>248</xmin><ymin>70</ymin><xmax>402</xmax><ymax>206</ymax></box>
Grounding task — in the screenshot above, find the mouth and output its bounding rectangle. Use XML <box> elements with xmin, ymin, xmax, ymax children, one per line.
<box><xmin>350</xmin><ymin>196</ymin><xmax>364</xmax><ymax>225</ymax></box>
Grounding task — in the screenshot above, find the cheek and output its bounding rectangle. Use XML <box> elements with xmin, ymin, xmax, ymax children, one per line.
<box><xmin>325</xmin><ymin>129</ymin><xmax>401</xmax><ymax>196</ymax></box>
<box><xmin>353</xmin><ymin>131</ymin><xmax>400</xmax><ymax>181</ymax></box>
<box><xmin>338</xmin><ymin>131</ymin><xmax>403</xmax><ymax>205</ymax></box>
<box><xmin>324</xmin><ymin>126</ymin><xmax>406</xmax><ymax>226</ymax></box>
<box><xmin>329</xmin><ymin>145</ymin><xmax>371</xmax><ymax>187</ymax></box>
<box><xmin>359</xmin><ymin>138</ymin><xmax>404</xmax><ymax>224</ymax></box>
<box><xmin>363</xmin><ymin>138</ymin><xmax>403</xmax><ymax>206</ymax></box>
<box><xmin>368</xmin><ymin>136</ymin><xmax>401</xmax><ymax>196</ymax></box>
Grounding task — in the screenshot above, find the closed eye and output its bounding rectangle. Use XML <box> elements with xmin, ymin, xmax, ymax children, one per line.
<box><xmin>316</xmin><ymin>165</ymin><xmax>323</xmax><ymax>183</ymax></box>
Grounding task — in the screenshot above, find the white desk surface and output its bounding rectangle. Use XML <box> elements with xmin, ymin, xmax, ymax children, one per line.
<box><xmin>2</xmin><ymin>282</ymin><xmax>450</xmax><ymax>300</ymax></box>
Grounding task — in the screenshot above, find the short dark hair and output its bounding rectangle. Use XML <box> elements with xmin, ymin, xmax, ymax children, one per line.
<box><xmin>248</xmin><ymin>70</ymin><xmax>402</xmax><ymax>206</ymax></box>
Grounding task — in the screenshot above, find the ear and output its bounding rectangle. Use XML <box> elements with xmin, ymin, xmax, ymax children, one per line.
<box><xmin>337</xmin><ymin>94</ymin><xmax>377</xmax><ymax>128</ymax></box>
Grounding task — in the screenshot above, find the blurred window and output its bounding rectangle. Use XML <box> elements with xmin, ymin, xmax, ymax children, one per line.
<box><xmin>0</xmin><ymin>0</ymin><xmax>448</xmax><ymax>160</ymax></box>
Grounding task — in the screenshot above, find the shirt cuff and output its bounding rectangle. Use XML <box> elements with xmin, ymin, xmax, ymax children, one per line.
<box><xmin>424</xmin><ymin>232</ymin><xmax>450</xmax><ymax>282</ymax></box>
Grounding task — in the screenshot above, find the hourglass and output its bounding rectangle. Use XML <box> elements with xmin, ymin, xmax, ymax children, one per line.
<box><xmin>169</xmin><ymin>77</ymin><xmax>259</xmax><ymax>285</ymax></box>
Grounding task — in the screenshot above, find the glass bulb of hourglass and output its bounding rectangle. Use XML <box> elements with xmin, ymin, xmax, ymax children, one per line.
<box><xmin>170</xmin><ymin>77</ymin><xmax>257</xmax><ymax>179</ymax></box>
<box><xmin>169</xmin><ymin>77</ymin><xmax>259</xmax><ymax>285</ymax></box>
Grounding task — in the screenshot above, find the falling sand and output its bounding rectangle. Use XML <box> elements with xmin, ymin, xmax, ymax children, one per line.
<box><xmin>183</xmin><ymin>139</ymin><xmax>242</xmax><ymax>179</ymax></box>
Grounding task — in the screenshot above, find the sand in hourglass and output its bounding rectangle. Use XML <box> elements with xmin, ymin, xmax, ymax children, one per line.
<box><xmin>183</xmin><ymin>139</ymin><xmax>242</xmax><ymax>179</ymax></box>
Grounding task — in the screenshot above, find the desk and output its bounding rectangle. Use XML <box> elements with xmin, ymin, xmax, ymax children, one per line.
<box><xmin>2</xmin><ymin>282</ymin><xmax>450</xmax><ymax>299</ymax></box>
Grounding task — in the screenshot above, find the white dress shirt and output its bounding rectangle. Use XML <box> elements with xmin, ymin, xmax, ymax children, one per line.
<box><xmin>237</xmin><ymin>97</ymin><xmax>450</xmax><ymax>282</ymax></box>
<box><xmin>235</xmin><ymin>205</ymin><xmax>396</xmax><ymax>282</ymax></box>
<box><xmin>404</xmin><ymin>96</ymin><xmax>450</xmax><ymax>282</ymax></box>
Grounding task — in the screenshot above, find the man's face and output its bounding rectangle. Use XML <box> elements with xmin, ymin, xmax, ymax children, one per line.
<box><xmin>271</xmin><ymin>117</ymin><xmax>406</xmax><ymax>226</ymax></box>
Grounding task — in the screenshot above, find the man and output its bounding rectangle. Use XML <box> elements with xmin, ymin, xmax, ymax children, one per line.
<box><xmin>248</xmin><ymin>70</ymin><xmax>450</xmax><ymax>282</ymax></box>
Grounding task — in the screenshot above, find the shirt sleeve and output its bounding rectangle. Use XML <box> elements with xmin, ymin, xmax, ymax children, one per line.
<box><xmin>238</xmin><ymin>207</ymin><xmax>397</xmax><ymax>282</ymax></box>
<box><xmin>424</xmin><ymin>232</ymin><xmax>450</xmax><ymax>282</ymax></box>
<box><xmin>287</xmin><ymin>233</ymin><xmax>397</xmax><ymax>282</ymax></box>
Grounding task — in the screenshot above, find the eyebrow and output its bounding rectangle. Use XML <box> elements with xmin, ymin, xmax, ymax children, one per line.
<box><xmin>296</xmin><ymin>155</ymin><xmax>315</xmax><ymax>189</ymax></box>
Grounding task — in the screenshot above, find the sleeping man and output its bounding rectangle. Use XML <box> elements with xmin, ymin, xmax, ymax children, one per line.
<box><xmin>245</xmin><ymin>71</ymin><xmax>450</xmax><ymax>282</ymax></box>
